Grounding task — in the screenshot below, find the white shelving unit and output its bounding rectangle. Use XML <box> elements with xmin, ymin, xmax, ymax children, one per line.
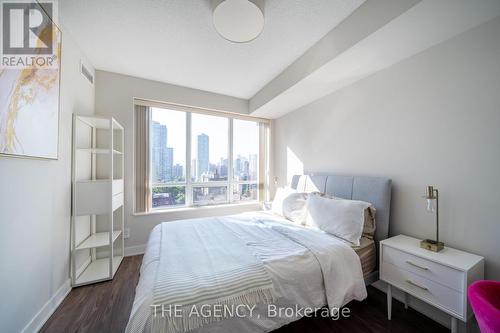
<box><xmin>71</xmin><ymin>115</ymin><xmax>125</xmax><ymax>287</ymax></box>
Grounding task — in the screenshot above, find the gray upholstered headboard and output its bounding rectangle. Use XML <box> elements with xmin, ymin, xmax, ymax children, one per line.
<box><xmin>290</xmin><ymin>174</ymin><xmax>392</xmax><ymax>244</ymax></box>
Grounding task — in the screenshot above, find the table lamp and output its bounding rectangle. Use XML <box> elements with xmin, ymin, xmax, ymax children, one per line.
<box><xmin>420</xmin><ymin>185</ymin><xmax>444</xmax><ymax>252</ymax></box>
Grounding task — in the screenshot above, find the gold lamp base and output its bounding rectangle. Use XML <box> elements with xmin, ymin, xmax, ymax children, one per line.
<box><xmin>420</xmin><ymin>239</ymin><xmax>444</xmax><ymax>252</ymax></box>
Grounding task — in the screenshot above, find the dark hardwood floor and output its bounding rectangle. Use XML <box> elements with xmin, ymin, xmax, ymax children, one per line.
<box><xmin>41</xmin><ymin>255</ymin><xmax>448</xmax><ymax>333</ymax></box>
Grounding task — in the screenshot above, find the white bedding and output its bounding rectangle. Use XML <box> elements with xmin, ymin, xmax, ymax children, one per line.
<box><xmin>126</xmin><ymin>211</ymin><xmax>367</xmax><ymax>333</ymax></box>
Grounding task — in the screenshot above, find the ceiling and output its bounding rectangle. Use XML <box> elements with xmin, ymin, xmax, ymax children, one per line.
<box><xmin>59</xmin><ymin>0</ymin><xmax>364</xmax><ymax>99</ymax></box>
<box><xmin>250</xmin><ymin>0</ymin><xmax>500</xmax><ymax>118</ymax></box>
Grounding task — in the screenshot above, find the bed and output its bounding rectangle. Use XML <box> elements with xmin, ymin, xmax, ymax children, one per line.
<box><xmin>126</xmin><ymin>174</ymin><xmax>392</xmax><ymax>333</ymax></box>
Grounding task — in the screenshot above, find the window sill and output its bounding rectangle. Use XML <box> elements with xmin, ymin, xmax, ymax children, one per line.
<box><xmin>132</xmin><ymin>201</ymin><xmax>262</xmax><ymax>216</ymax></box>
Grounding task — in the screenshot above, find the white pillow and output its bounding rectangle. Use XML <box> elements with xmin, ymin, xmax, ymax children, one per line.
<box><xmin>282</xmin><ymin>192</ymin><xmax>308</xmax><ymax>224</ymax></box>
<box><xmin>271</xmin><ymin>187</ymin><xmax>296</xmax><ymax>217</ymax></box>
<box><xmin>305</xmin><ymin>194</ymin><xmax>371</xmax><ymax>246</ymax></box>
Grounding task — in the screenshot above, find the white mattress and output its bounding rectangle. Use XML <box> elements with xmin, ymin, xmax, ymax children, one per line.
<box><xmin>127</xmin><ymin>211</ymin><xmax>365</xmax><ymax>333</ymax></box>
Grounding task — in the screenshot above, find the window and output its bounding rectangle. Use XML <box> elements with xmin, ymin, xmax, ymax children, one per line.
<box><xmin>232</xmin><ymin>119</ymin><xmax>259</xmax><ymax>202</ymax></box>
<box><xmin>151</xmin><ymin>108</ymin><xmax>186</xmax><ymax>208</ymax></box>
<box><xmin>149</xmin><ymin>106</ymin><xmax>265</xmax><ymax>210</ymax></box>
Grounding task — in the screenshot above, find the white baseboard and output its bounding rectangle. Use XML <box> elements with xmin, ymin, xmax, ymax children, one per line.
<box><xmin>21</xmin><ymin>279</ymin><xmax>72</xmax><ymax>333</ymax></box>
<box><xmin>125</xmin><ymin>244</ymin><xmax>146</xmax><ymax>256</ymax></box>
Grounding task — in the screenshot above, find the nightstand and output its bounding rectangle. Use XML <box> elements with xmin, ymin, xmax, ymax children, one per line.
<box><xmin>380</xmin><ymin>235</ymin><xmax>484</xmax><ymax>333</ymax></box>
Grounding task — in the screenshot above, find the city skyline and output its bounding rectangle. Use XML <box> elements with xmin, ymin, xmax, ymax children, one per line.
<box><xmin>151</xmin><ymin>108</ymin><xmax>260</xmax><ymax>184</ymax></box>
<box><xmin>152</xmin><ymin>120</ymin><xmax>258</xmax><ymax>183</ymax></box>
<box><xmin>152</xmin><ymin>108</ymin><xmax>259</xmax><ymax>165</ymax></box>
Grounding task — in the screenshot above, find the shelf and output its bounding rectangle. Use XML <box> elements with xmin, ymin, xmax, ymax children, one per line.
<box><xmin>75</xmin><ymin>256</ymin><xmax>123</xmax><ymax>286</ymax></box>
<box><xmin>76</xmin><ymin>148</ymin><xmax>123</xmax><ymax>155</ymax></box>
<box><xmin>72</xmin><ymin>114</ymin><xmax>124</xmax><ymax>287</ymax></box>
<box><xmin>76</xmin><ymin>178</ymin><xmax>123</xmax><ymax>183</ymax></box>
<box><xmin>76</xmin><ymin>116</ymin><xmax>124</xmax><ymax>130</ymax></box>
<box><xmin>75</xmin><ymin>231</ymin><xmax>122</xmax><ymax>250</ymax></box>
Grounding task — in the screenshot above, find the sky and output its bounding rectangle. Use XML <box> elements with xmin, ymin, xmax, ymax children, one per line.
<box><xmin>152</xmin><ymin>107</ymin><xmax>259</xmax><ymax>166</ymax></box>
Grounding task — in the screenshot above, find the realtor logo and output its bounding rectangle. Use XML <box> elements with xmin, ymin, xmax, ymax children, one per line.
<box><xmin>2</xmin><ymin>1</ymin><xmax>53</xmax><ymax>54</ymax></box>
<box><xmin>1</xmin><ymin>0</ymin><xmax>58</xmax><ymax>68</ymax></box>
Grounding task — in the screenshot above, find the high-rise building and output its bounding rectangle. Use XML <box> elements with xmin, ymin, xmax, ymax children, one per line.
<box><xmin>172</xmin><ymin>164</ymin><xmax>183</xmax><ymax>180</ymax></box>
<box><xmin>152</xmin><ymin>121</ymin><xmax>167</xmax><ymax>182</ymax></box>
<box><xmin>209</xmin><ymin>163</ymin><xmax>217</xmax><ymax>175</ymax></box>
<box><xmin>197</xmin><ymin>134</ymin><xmax>209</xmax><ymax>180</ymax></box>
<box><xmin>234</xmin><ymin>155</ymin><xmax>241</xmax><ymax>179</ymax></box>
<box><xmin>243</xmin><ymin>160</ymin><xmax>250</xmax><ymax>180</ymax></box>
<box><xmin>220</xmin><ymin>158</ymin><xmax>228</xmax><ymax>179</ymax></box>
<box><xmin>166</xmin><ymin>147</ymin><xmax>173</xmax><ymax>181</ymax></box>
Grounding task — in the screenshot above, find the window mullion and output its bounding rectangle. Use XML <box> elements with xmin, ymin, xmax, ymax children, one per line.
<box><xmin>186</xmin><ymin>112</ymin><xmax>192</xmax><ymax>206</ymax></box>
<box><xmin>228</xmin><ymin>118</ymin><xmax>234</xmax><ymax>203</ymax></box>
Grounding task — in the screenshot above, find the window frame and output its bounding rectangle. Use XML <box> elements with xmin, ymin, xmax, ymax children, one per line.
<box><xmin>146</xmin><ymin>102</ymin><xmax>266</xmax><ymax>211</ymax></box>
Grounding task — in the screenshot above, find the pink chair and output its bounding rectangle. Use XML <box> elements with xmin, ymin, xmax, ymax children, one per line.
<box><xmin>468</xmin><ymin>280</ymin><xmax>500</xmax><ymax>333</ymax></box>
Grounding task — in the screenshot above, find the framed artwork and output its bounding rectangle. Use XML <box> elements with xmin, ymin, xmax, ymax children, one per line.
<box><xmin>0</xmin><ymin>1</ymin><xmax>62</xmax><ymax>159</ymax></box>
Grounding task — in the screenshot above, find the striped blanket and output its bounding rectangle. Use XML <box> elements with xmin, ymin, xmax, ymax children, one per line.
<box><xmin>152</xmin><ymin>218</ymin><xmax>275</xmax><ymax>333</ymax></box>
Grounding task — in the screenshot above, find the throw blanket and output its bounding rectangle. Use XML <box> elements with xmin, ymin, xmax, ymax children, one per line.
<box><xmin>152</xmin><ymin>218</ymin><xmax>274</xmax><ymax>333</ymax></box>
<box><xmin>217</xmin><ymin>214</ymin><xmax>367</xmax><ymax>310</ymax></box>
<box><xmin>270</xmin><ymin>225</ymin><xmax>367</xmax><ymax>309</ymax></box>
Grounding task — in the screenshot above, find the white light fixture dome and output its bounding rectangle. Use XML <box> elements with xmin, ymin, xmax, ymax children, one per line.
<box><xmin>212</xmin><ymin>0</ymin><xmax>264</xmax><ymax>43</ymax></box>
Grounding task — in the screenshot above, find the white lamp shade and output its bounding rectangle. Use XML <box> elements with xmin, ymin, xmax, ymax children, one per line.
<box><xmin>213</xmin><ymin>0</ymin><xmax>264</xmax><ymax>43</ymax></box>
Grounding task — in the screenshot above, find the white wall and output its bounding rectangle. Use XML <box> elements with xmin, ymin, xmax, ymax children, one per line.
<box><xmin>273</xmin><ymin>16</ymin><xmax>500</xmax><ymax>281</ymax></box>
<box><xmin>94</xmin><ymin>71</ymin><xmax>257</xmax><ymax>253</ymax></box>
<box><xmin>0</xmin><ymin>31</ymin><xmax>95</xmax><ymax>332</ymax></box>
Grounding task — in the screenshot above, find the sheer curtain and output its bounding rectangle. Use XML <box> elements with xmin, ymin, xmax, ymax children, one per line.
<box><xmin>135</xmin><ymin>105</ymin><xmax>151</xmax><ymax>212</ymax></box>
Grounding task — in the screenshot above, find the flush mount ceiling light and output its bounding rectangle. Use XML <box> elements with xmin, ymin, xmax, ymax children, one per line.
<box><xmin>212</xmin><ymin>0</ymin><xmax>265</xmax><ymax>43</ymax></box>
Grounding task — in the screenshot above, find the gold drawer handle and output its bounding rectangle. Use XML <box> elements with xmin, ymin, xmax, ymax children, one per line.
<box><xmin>406</xmin><ymin>279</ymin><xmax>429</xmax><ymax>291</ymax></box>
<box><xmin>406</xmin><ymin>260</ymin><xmax>429</xmax><ymax>271</ymax></box>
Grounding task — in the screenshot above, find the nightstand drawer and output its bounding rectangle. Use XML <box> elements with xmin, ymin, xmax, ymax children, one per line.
<box><xmin>383</xmin><ymin>246</ymin><xmax>464</xmax><ymax>292</ymax></box>
<box><xmin>382</xmin><ymin>262</ymin><xmax>464</xmax><ymax>318</ymax></box>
